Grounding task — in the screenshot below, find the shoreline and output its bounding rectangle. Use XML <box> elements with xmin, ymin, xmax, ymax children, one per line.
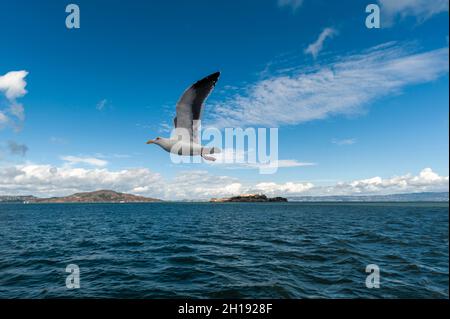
<box><xmin>1</xmin><ymin>201</ymin><xmax>448</xmax><ymax>205</ymax></box>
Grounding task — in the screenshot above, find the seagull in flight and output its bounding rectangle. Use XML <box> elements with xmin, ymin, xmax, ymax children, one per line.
<box><xmin>146</xmin><ymin>72</ymin><xmax>221</xmax><ymax>161</ymax></box>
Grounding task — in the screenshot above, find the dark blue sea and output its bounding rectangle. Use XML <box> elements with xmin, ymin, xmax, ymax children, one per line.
<box><xmin>0</xmin><ymin>202</ymin><xmax>448</xmax><ymax>299</ymax></box>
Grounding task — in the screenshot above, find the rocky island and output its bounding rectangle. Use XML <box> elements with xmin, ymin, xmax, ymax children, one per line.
<box><xmin>0</xmin><ymin>190</ymin><xmax>162</xmax><ymax>203</ymax></box>
<box><xmin>210</xmin><ymin>194</ymin><xmax>288</xmax><ymax>203</ymax></box>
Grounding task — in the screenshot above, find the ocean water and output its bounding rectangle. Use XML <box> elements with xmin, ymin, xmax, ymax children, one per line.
<box><xmin>0</xmin><ymin>202</ymin><xmax>448</xmax><ymax>299</ymax></box>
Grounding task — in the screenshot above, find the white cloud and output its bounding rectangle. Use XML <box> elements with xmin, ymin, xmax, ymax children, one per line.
<box><xmin>0</xmin><ymin>164</ymin><xmax>447</xmax><ymax>200</ymax></box>
<box><xmin>305</xmin><ymin>27</ymin><xmax>337</xmax><ymax>59</ymax></box>
<box><xmin>332</xmin><ymin>138</ymin><xmax>356</xmax><ymax>145</ymax></box>
<box><xmin>60</xmin><ymin>155</ymin><xmax>109</xmax><ymax>167</ymax></box>
<box><xmin>210</xmin><ymin>43</ymin><xmax>449</xmax><ymax>128</ymax></box>
<box><xmin>277</xmin><ymin>0</ymin><xmax>304</xmax><ymax>12</ymax></box>
<box><xmin>378</xmin><ymin>0</ymin><xmax>449</xmax><ymax>26</ymax></box>
<box><xmin>162</xmin><ymin>170</ymin><xmax>243</xmax><ymax>200</ymax></box>
<box><xmin>248</xmin><ymin>168</ymin><xmax>449</xmax><ymax>196</ymax></box>
<box><xmin>159</xmin><ymin>168</ymin><xmax>448</xmax><ymax>199</ymax></box>
<box><xmin>0</xmin><ymin>164</ymin><xmax>163</xmax><ymax>197</ymax></box>
<box><xmin>0</xmin><ymin>71</ymin><xmax>28</xmax><ymax>100</ymax></box>
<box><xmin>0</xmin><ymin>70</ymin><xmax>29</xmax><ymax>129</ymax></box>
<box><xmin>322</xmin><ymin>168</ymin><xmax>449</xmax><ymax>196</ymax></box>
<box><xmin>253</xmin><ymin>181</ymin><xmax>314</xmax><ymax>195</ymax></box>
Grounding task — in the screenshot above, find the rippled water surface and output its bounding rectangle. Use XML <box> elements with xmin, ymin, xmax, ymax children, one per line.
<box><xmin>0</xmin><ymin>202</ymin><xmax>448</xmax><ymax>298</ymax></box>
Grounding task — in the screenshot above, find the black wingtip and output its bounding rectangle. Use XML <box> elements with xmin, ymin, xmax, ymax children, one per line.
<box><xmin>194</xmin><ymin>71</ymin><xmax>221</xmax><ymax>88</ymax></box>
<box><xmin>207</xmin><ymin>71</ymin><xmax>221</xmax><ymax>82</ymax></box>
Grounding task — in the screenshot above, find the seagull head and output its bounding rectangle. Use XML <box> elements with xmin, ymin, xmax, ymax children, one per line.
<box><xmin>146</xmin><ymin>137</ymin><xmax>162</xmax><ymax>145</ymax></box>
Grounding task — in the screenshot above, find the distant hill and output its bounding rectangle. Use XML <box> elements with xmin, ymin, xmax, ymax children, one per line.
<box><xmin>288</xmin><ymin>192</ymin><xmax>449</xmax><ymax>202</ymax></box>
<box><xmin>1</xmin><ymin>191</ymin><xmax>447</xmax><ymax>204</ymax></box>
<box><xmin>0</xmin><ymin>190</ymin><xmax>162</xmax><ymax>203</ymax></box>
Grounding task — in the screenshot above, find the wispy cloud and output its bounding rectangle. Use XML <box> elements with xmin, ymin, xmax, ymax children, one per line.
<box><xmin>332</xmin><ymin>138</ymin><xmax>356</xmax><ymax>146</ymax></box>
<box><xmin>50</xmin><ymin>136</ymin><xmax>68</xmax><ymax>145</ymax></box>
<box><xmin>210</xmin><ymin>42</ymin><xmax>449</xmax><ymax>129</ymax></box>
<box><xmin>7</xmin><ymin>141</ymin><xmax>28</xmax><ymax>156</ymax></box>
<box><xmin>0</xmin><ymin>112</ymin><xmax>8</xmax><ymax>125</ymax></box>
<box><xmin>241</xmin><ymin>160</ymin><xmax>315</xmax><ymax>170</ymax></box>
<box><xmin>277</xmin><ymin>0</ymin><xmax>304</xmax><ymax>12</ymax></box>
<box><xmin>0</xmin><ymin>70</ymin><xmax>28</xmax><ymax>130</ymax></box>
<box><xmin>96</xmin><ymin>99</ymin><xmax>108</xmax><ymax>111</ymax></box>
<box><xmin>91</xmin><ymin>152</ymin><xmax>132</xmax><ymax>159</ymax></box>
<box><xmin>60</xmin><ymin>155</ymin><xmax>108</xmax><ymax>167</ymax></box>
<box><xmin>378</xmin><ymin>0</ymin><xmax>449</xmax><ymax>26</ymax></box>
<box><xmin>208</xmin><ymin>148</ymin><xmax>315</xmax><ymax>170</ymax></box>
<box><xmin>159</xmin><ymin>122</ymin><xmax>172</xmax><ymax>134</ymax></box>
<box><xmin>305</xmin><ymin>27</ymin><xmax>337</xmax><ymax>59</ymax></box>
<box><xmin>111</xmin><ymin>154</ymin><xmax>132</xmax><ymax>159</ymax></box>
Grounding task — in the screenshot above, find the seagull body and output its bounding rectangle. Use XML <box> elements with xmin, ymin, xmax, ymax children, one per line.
<box><xmin>146</xmin><ymin>72</ymin><xmax>221</xmax><ymax>161</ymax></box>
<box><xmin>151</xmin><ymin>138</ymin><xmax>205</xmax><ymax>156</ymax></box>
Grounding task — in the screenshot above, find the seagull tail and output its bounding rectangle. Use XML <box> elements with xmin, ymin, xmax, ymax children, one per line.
<box><xmin>208</xmin><ymin>147</ymin><xmax>221</xmax><ymax>154</ymax></box>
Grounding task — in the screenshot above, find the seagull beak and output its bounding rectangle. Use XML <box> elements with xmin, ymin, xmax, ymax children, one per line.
<box><xmin>146</xmin><ymin>139</ymin><xmax>155</xmax><ymax>144</ymax></box>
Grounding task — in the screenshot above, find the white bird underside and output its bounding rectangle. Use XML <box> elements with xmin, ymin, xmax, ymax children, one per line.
<box><xmin>156</xmin><ymin>138</ymin><xmax>220</xmax><ymax>161</ymax></box>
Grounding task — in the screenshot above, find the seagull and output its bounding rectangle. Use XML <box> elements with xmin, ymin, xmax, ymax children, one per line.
<box><xmin>146</xmin><ymin>72</ymin><xmax>221</xmax><ymax>161</ymax></box>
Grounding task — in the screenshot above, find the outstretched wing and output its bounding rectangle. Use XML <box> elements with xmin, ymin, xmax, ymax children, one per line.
<box><xmin>173</xmin><ymin>71</ymin><xmax>220</xmax><ymax>144</ymax></box>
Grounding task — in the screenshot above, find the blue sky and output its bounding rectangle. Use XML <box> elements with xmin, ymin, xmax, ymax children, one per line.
<box><xmin>0</xmin><ymin>0</ymin><xmax>449</xmax><ymax>199</ymax></box>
